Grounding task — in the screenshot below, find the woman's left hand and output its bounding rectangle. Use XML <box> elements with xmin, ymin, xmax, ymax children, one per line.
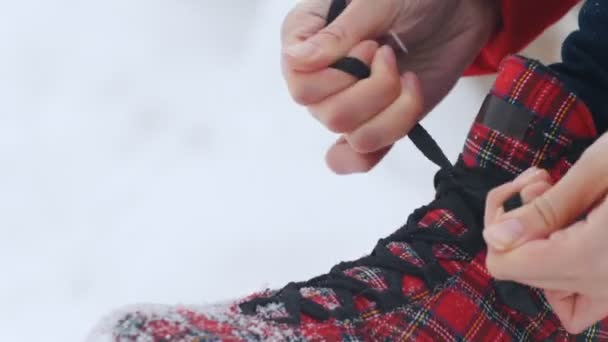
<box><xmin>482</xmin><ymin>133</ymin><xmax>608</xmax><ymax>334</ymax></box>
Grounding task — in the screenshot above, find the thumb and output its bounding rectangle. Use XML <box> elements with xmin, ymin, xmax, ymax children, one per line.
<box><xmin>485</xmin><ymin>148</ymin><xmax>608</xmax><ymax>251</ymax></box>
<box><xmin>325</xmin><ymin>136</ymin><xmax>392</xmax><ymax>175</ymax></box>
<box><xmin>282</xmin><ymin>0</ymin><xmax>397</xmax><ymax>72</ymax></box>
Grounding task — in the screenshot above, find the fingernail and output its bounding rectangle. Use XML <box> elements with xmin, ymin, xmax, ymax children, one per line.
<box><xmin>484</xmin><ymin>219</ymin><xmax>524</xmax><ymax>251</ymax></box>
<box><xmin>284</xmin><ymin>41</ymin><xmax>318</xmax><ymax>59</ymax></box>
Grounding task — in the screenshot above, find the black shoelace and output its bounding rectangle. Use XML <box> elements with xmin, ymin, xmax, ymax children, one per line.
<box><xmin>240</xmin><ymin>158</ymin><xmax>515</xmax><ymax>324</ymax></box>
<box><xmin>239</xmin><ymin>0</ymin><xmax>544</xmax><ymax>324</ymax></box>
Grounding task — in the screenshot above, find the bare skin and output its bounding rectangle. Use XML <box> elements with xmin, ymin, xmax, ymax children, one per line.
<box><xmin>484</xmin><ymin>133</ymin><xmax>608</xmax><ymax>334</ymax></box>
<box><xmin>282</xmin><ymin>0</ymin><xmax>608</xmax><ymax>334</ymax></box>
<box><xmin>281</xmin><ymin>0</ymin><xmax>500</xmax><ymax>174</ymax></box>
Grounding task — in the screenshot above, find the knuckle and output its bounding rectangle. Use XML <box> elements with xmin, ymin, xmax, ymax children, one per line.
<box><xmin>324</xmin><ymin>108</ymin><xmax>352</xmax><ymax>134</ymax></box>
<box><xmin>349</xmin><ymin>131</ymin><xmax>380</xmax><ymax>154</ymax></box>
<box><xmin>532</xmin><ymin>196</ymin><xmax>559</xmax><ymax>230</ymax></box>
<box><xmin>356</xmin><ymin>78</ymin><xmax>401</xmax><ymax>112</ymax></box>
<box><xmin>520</xmin><ymin>182</ymin><xmax>548</xmax><ymax>203</ymax></box>
<box><xmin>289</xmin><ymin>84</ymin><xmax>317</xmax><ymax>105</ymax></box>
<box><xmin>285</xmin><ymin>73</ymin><xmax>323</xmax><ymax>105</ymax></box>
<box><xmin>318</xmin><ymin>24</ymin><xmax>351</xmax><ymax>45</ymax></box>
<box><xmin>376</xmin><ymin>74</ymin><xmax>401</xmax><ymax>98</ymax></box>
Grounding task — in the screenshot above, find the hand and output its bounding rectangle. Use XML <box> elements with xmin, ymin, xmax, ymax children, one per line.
<box><xmin>483</xmin><ymin>133</ymin><xmax>608</xmax><ymax>334</ymax></box>
<box><xmin>281</xmin><ymin>0</ymin><xmax>500</xmax><ymax>174</ymax></box>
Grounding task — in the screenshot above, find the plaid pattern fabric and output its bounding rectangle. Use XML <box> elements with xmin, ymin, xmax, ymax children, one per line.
<box><xmin>88</xmin><ymin>55</ymin><xmax>606</xmax><ymax>342</ymax></box>
<box><xmin>462</xmin><ymin>56</ymin><xmax>597</xmax><ymax>178</ymax></box>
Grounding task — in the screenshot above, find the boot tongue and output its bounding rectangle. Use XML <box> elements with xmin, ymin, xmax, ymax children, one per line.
<box><xmin>462</xmin><ymin>55</ymin><xmax>597</xmax><ymax>178</ymax></box>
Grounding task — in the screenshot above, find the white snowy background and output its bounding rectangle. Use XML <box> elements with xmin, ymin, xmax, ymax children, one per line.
<box><xmin>0</xmin><ymin>1</ymin><xmax>579</xmax><ymax>341</ymax></box>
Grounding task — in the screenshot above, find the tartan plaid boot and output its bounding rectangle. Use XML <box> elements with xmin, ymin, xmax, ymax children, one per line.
<box><xmin>89</xmin><ymin>56</ymin><xmax>605</xmax><ymax>342</ymax></box>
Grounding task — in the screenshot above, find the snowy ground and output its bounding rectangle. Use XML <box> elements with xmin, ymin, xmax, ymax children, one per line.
<box><xmin>0</xmin><ymin>1</ymin><xmax>578</xmax><ymax>341</ymax></box>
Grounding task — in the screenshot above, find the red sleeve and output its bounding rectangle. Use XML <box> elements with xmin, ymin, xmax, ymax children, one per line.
<box><xmin>464</xmin><ymin>0</ymin><xmax>581</xmax><ymax>76</ymax></box>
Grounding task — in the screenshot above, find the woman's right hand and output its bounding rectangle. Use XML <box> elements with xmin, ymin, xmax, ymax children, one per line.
<box><xmin>281</xmin><ymin>0</ymin><xmax>500</xmax><ymax>174</ymax></box>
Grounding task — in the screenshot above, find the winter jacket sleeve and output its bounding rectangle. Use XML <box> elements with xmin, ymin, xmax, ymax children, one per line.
<box><xmin>464</xmin><ymin>0</ymin><xmax>581</xmax><ymax>76</ymax></box>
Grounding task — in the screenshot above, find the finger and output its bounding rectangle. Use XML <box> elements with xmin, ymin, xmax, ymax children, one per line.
<box><xmin>484</xmin><ymin>148</ymin><xmax>608</xmax><ymax>251</ymax></box>
<box><xmin>283</xmin><ymin>0</ymin><xmax>399</xmax><ymax>71</ymax></box>
<box><xmin>485</xmin><ymin>180</ymin><xmax>554</xmax><ymax>251</ymax></box>
<box><xmin>284</xmin><ymin>40</ymin><xmax>378</xmax><ymax>105</ymax></box>
<box><xmin>484</xmin><ymin>167</ymin><xmax>551</xmax><ymax>228</ymax></box>
<box><xmin>308</xmin><ymin>45</ymin><xmax>400</xmax><ymax>133</ymax></box>
<box><xmin>546</xmin><ymin>293</ymin><xmax>608</xmax><ymax>334</ymax></box>
<box><xmin>344</xmin><ymin>71</ymin><xmax>423</xmax><ymax>153</ymax></box>
<box><xmin>325</xmin><ymin>136</ymin><xmax>392</xmax><ymax>174</ymax></box>
<box><xmin>524</xmin><ymin>198</ymin><xmax>608</xmax><ymax>293</ymax></box>
<box><xmin>281</xmin><ymin>1</ymin><xmax>329</xmax><ymax>47</ymax></box>
<box><xmin>488</xmin><ymin>181</ymin><xmax>554</xmax><ymax>249</ymax></box>
<box><xmin>486</xmin><ymin>221</ymin><xmax>587</xmax><ymax>283</ymax></box>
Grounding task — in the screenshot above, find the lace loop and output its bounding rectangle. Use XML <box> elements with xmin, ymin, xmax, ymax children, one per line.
<box><xmin>239</xmin><ymin>0</ymin><xmax>520</xmax><ymax>324</ymax></box>
<box><xmin>239</xmin><ymin>158</ymin><xmax>516</xmax><ymax>323</ymax></box>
